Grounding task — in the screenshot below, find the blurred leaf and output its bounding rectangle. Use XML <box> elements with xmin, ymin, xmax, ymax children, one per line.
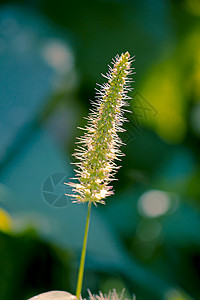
<box><xmin>0</xmin><ymin>230</ymin><xmax>72</xmax><ymax>300</ymax></box>
<box><xmin>0</xmin><ymin>208</ymin><xmax>12</xmax><ymax>232</ymax></box>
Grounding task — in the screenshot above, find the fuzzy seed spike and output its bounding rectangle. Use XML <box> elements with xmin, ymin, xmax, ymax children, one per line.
<box><xmin>67</xmin><ymin>52</ymin><xmax>134</xmax><ymax>205</ymax></box>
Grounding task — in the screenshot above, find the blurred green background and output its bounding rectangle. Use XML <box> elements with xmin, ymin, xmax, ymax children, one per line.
<box><xmin>0</xmin><ymin>0</ymin><xmax>200</xmax><ymax>299</ymax></box>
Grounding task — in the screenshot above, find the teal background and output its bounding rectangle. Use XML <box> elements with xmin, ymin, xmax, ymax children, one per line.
<box><xmin>0</xmin><ymin>1</ymin><xmax>200</xmax><ymax>299</ymax></box>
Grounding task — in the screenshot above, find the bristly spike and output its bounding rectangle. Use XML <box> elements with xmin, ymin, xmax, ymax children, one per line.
<box><xmin>67</xmin><ymin>52</ymin><xmax>134</xmax><ymax>205</ymax></box>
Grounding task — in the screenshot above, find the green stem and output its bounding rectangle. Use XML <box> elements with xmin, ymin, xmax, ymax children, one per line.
<box><xmin>76</xmin><ymin>201</ymin><xmax>92</xmax><ymax>299</ymax></box>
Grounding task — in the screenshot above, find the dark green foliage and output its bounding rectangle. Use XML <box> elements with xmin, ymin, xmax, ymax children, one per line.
<box><xmin>0</xmin><ymin>230</ymin><xmax>72</xmax><ymax>300</ymax></box>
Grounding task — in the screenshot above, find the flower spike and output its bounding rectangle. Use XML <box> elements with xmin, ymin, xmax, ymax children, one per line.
<box><xmin>66</xmin><ymin>52</ymin><xmax>134</xmax><ymax>205</ymax></box>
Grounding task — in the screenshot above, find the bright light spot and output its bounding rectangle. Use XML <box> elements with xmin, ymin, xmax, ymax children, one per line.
<box><xmin>95</xmin><ymin>189</ymin><xmax>107</xmax><ymax>200</ymax></box>
<box><xmin>99</xmin><ymin>189</ymin><xmax>107</xmax><ymax>198</ymax></box>
<box><xmin>42</xmin><ymin>39</ymin><xmax>73</xmax><ymax>73</ymax></box>
<box><xmin>138</xmin><ymin>190</ymin><xmax>170</xmax><ymax>217</ymax></box>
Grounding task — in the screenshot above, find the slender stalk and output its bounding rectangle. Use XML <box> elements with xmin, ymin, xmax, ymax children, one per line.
<box><xmin>76</xmin><ymin>201</ymin><xmax>92</xmax><ymax>299</ymax></box>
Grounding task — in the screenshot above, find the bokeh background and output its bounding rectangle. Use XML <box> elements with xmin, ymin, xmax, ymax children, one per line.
<box><xmin>0</xmin><ymin>0</ymin><xmax>200</xmax><ymax>299</ymax></box>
